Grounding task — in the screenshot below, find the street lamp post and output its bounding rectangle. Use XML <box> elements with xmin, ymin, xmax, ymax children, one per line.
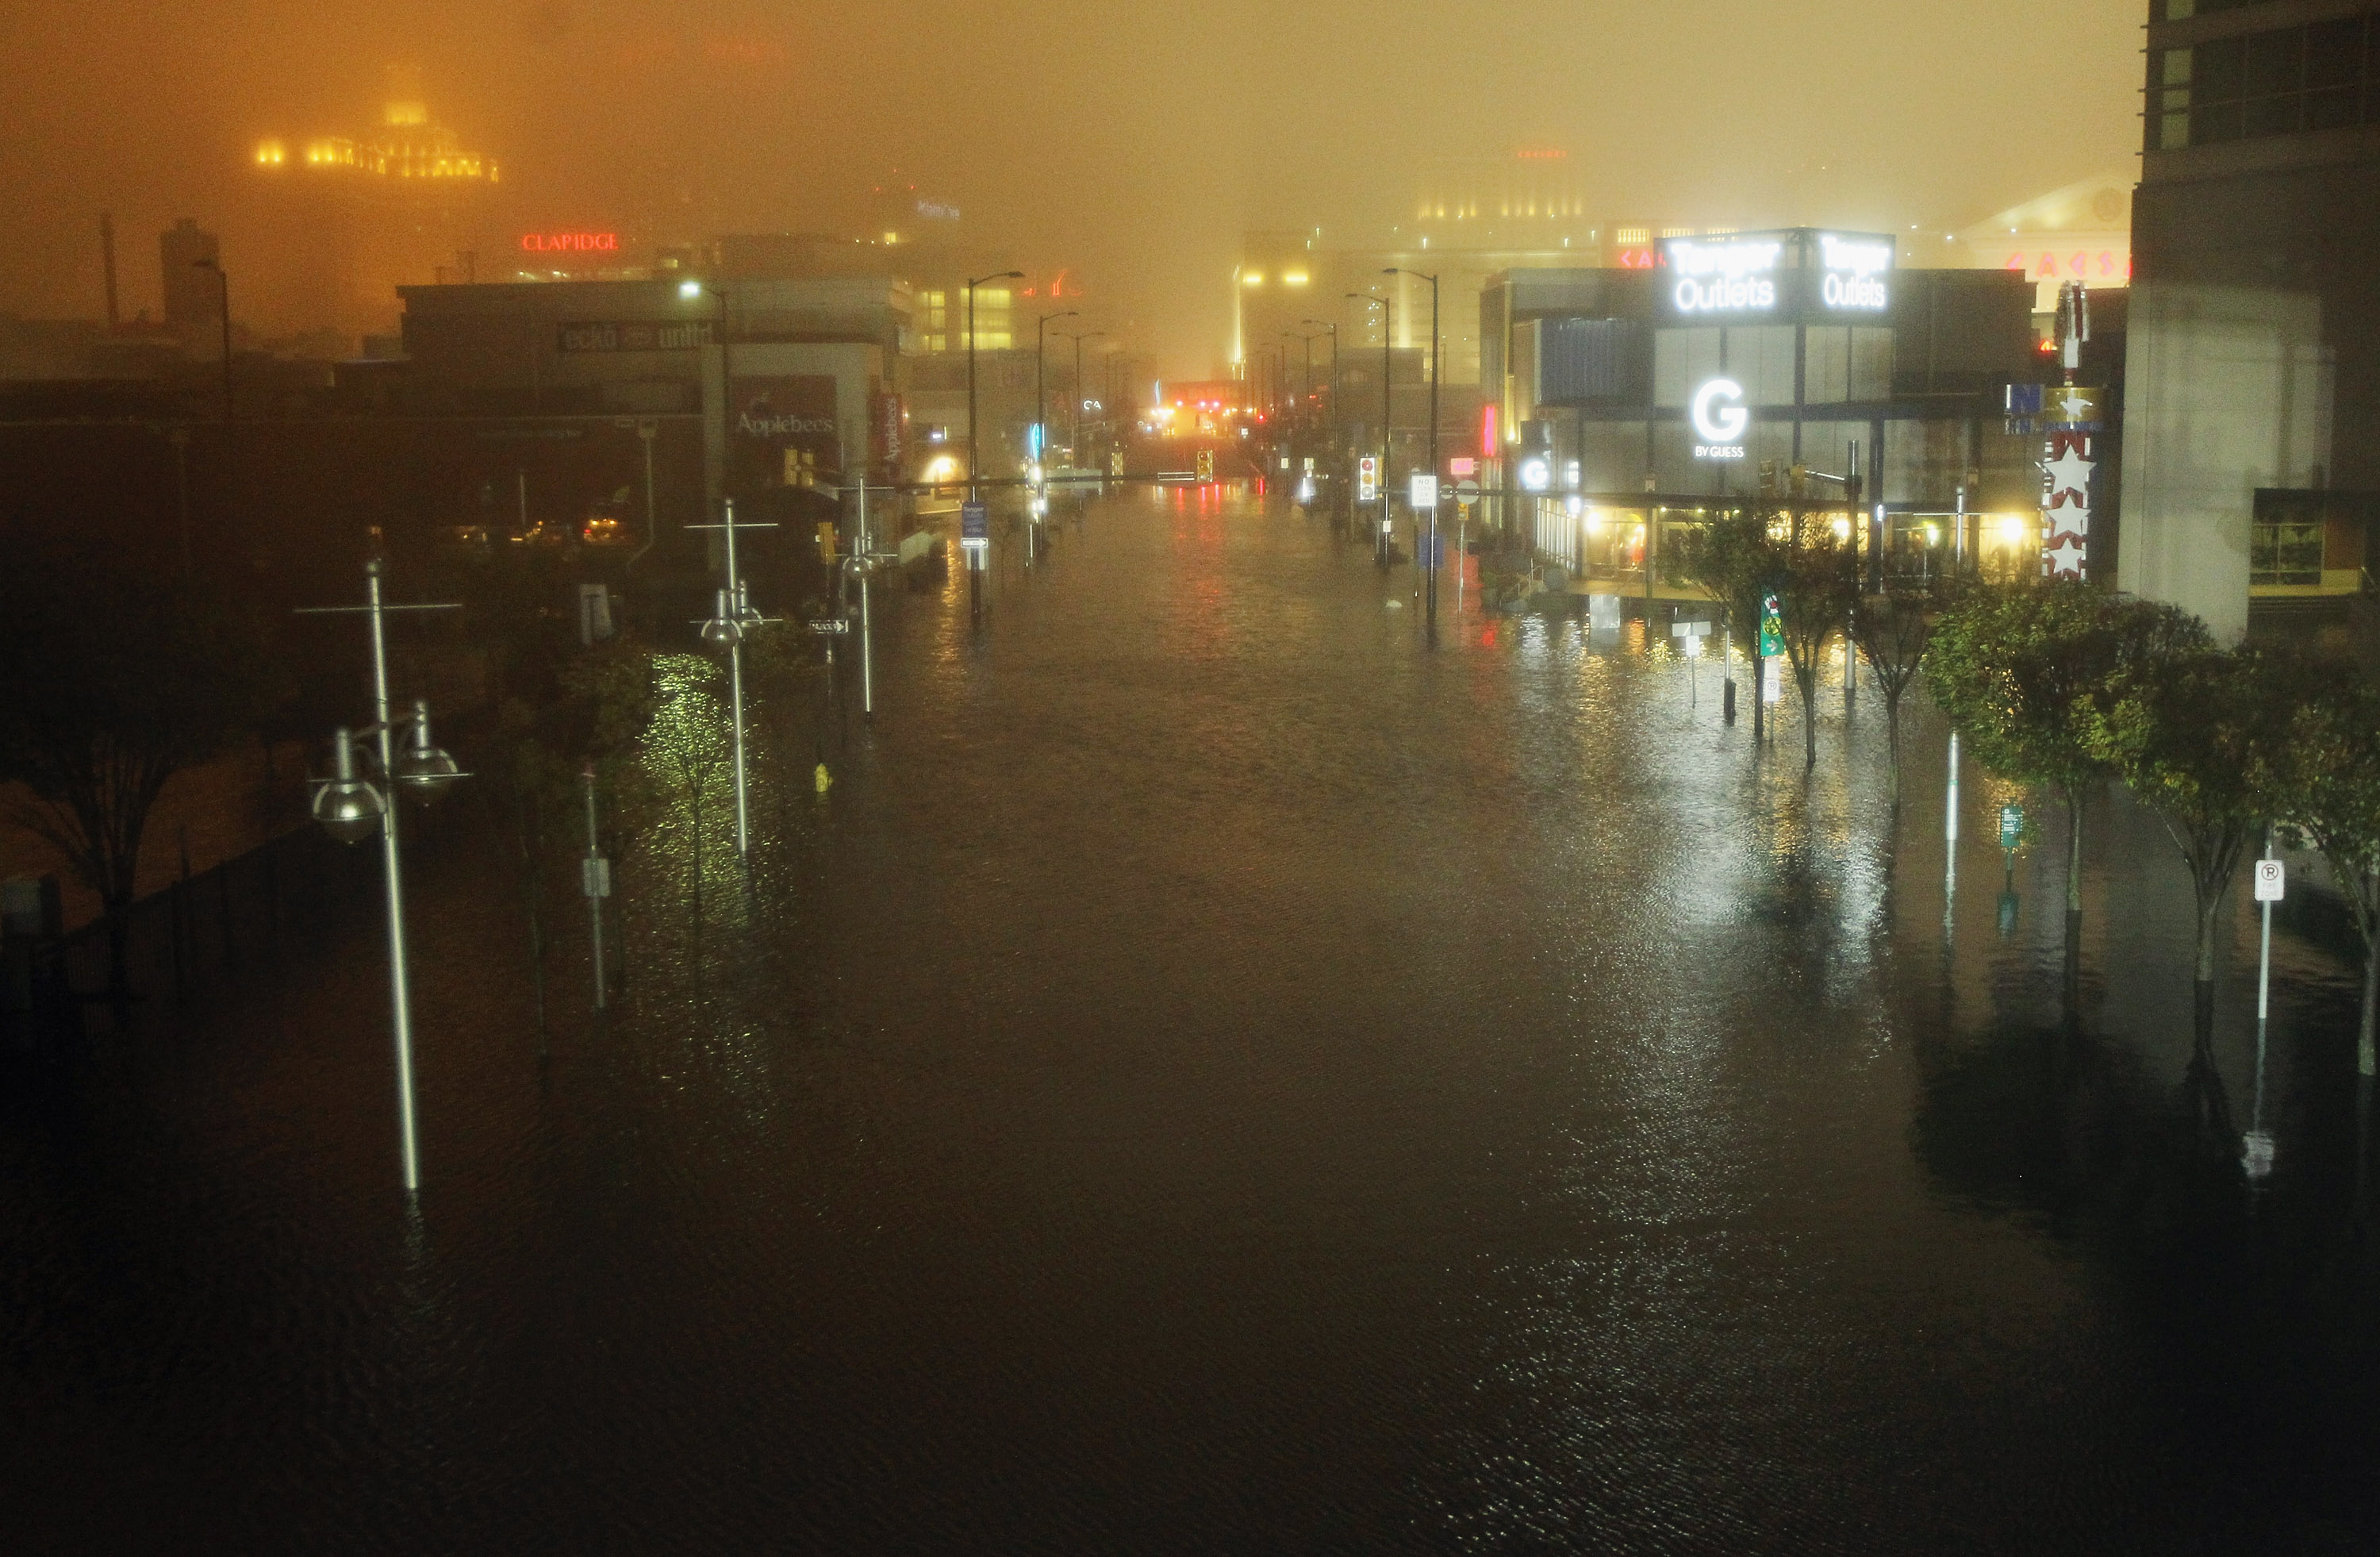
<box><xmin>192</xmin><ymin>258</ymin><xmax>232</xmax><ymax>421</ymax></box>
<box><xmin>690</xmin><ymin>498</ymin><xmax>770</xmax><ymax>861</ymax></box>
<box><xmin>1055</xmin><ymin>329</ymin><xmax>1106</xmax><ymax>468</ymax></box>
<box><xmin>300</xmin><ymin>559</ymin><xmax>465</xmax><ymax>1194</ymax></box>
<box><xmin>1282</xmin><ymin>331</ymin><xmax>1319</xmax><ymax>432</ymax></box>
<box><xmin>1349</xmin><ymin>292</ymin><xmax>1390</xmax><ymax>564</ymax></box>
<box><xmin>1032</xmin><ymin>309</ymin><xmax>1077</xmax><ymax>568</ymax></box>
<box><xmin>966</xmin><ymin>271</ymin><xmax>1024</xmax><ymax>623</ymax></box>
<box><xmin>1300</xmin><ymin>319</ymin><xmax>1338</xmax><ymax>431</ymax></box>
<box><xmin>1387</xmin><ymin>268</ymin><xmax>1440</xmax><ymax>634</ymax></box>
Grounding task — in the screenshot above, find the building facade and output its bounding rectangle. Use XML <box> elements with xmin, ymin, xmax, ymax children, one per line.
<box><xmin>2121</xmin><ymin>0</ymin><xmax>2379</xmax><ymax>639</ymax></box>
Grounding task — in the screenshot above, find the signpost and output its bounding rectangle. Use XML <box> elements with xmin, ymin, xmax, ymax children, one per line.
<box><xmin>1998</xmin><ymin>804</ymin><xmax>2024</xmax><ymax>936</ymax></box>
<box><xmin>2248</xmin><ymin>848</ymin><xmax>2283</xmax><ymax>1178</ymax></box>
<box><xmin>1672</xmin><ymin>617</ymin><xmax>1711</xmax><ymax>705</ymax></box>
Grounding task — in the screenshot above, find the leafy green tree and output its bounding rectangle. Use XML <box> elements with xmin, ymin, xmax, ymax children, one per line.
<box><xmin>0</xmin><ymin>546</ymin><xmax>285</xmax><ymax>997</ymax></box>
<box><xmin>1851</xmin><ymin>579</ymin><xmax>1945</xmax><ymax>803</ymax></box>
<box><xmin>2265</xmin><ymin>670</ymin><xmax>2380</xmax><ymax>1075</ymax></box>
<box><xmin>1925</xmin><ymin>581</ymin><xmax>2208</xmax><ymax>943</ymax></box>
<box><xmin>1668</xmin><ymin>506</ymin><xmax>1857</xmax><ymax>771</ymax></box>
<box><xmin>2080</xmin><ymin>646</ymin><xmax>2286</xmax><ymax>1029</ymax></box>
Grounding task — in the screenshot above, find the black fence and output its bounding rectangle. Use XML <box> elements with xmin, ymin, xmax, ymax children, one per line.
<box><xmin>2</xmin><ymin>824</ymin><xmax>382</xmax><ymax>1048</ymax></box>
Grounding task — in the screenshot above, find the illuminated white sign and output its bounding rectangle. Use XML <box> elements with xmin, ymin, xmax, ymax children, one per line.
<box><xmin>1668</xmin><ymin>237</ymin><xmax>1782</xmax><ymax>314</ymax></box>
<box><xmin>1691</xmin><ymin>379</ymin><xmax>1748</xmax><ymax>460</ymax></box>
<box><xmin>1818</xmin><ymin>233</ymin><xmax>1892</xmax><ymax>310</ymax></box>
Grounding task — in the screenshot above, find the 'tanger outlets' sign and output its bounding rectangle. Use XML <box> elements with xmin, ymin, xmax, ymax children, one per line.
<box><xmin>1818</xmin><ymin>233</ymin><xmax>1891</xmax><ymax>310</ymax></box>
<box><xmin>1691</xmin><ymin>379</ymin><xmax>1749</xmax><ymax>460</ymax></box>
<box><xmin>1668</xmin><ymin>237</ymin><xmax>1783</xmax><ymax>315</ymax></box>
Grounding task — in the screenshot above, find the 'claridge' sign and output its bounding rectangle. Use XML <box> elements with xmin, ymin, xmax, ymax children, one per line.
<box><xmin>1691</xmin><ymin>379</ymin><xmax>1748</xmax><ymax>460</ymax></box>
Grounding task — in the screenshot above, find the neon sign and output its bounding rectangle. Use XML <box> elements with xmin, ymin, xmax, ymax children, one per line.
<box><xmin>1691</xmin><ymin>378</ymin><xmax>1749</xmax><ymax>460</ymax></box>
<box><xmin>1817</xmin><ymin>233</ymin><xmax>1891</xmax><ymax>310</ymax></box>
<box><xmin>520</xmin><ymin>233</ymin><xmax>620</xmax><ymax>253</ymax></box>
<box><xmin>1668</xmin><ymin>237</ymin><xmax>1783</xmax><ymax>314</ymax></box>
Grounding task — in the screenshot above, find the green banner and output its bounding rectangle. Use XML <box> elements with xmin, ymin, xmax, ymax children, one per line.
<box><xmin>1757</xmin><ymin>593</ymin><xmax>1783</xmax><ymax>658</ymax></box>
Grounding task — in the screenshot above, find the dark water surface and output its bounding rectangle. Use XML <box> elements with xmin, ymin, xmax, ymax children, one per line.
<box><xmin>9</xmin><ymin>487</ymin><xmax>2380</xmax><ymax>1553</ymax></box>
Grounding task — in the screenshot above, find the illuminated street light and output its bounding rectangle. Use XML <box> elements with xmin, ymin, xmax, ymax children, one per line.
<box><xmin>690</xmin><ymin>498</ymin><xmax>773</xmax><ymax>859</ymax></box>
<box><xmin>1386</xmin><ymin>267</ymin><xmax>1440</xmax><ymax>634</ymax></box>
<box><xmin>297</xmin><ymin>559</ymin><xmax>464</xmax><ymax>1195</ymax></box>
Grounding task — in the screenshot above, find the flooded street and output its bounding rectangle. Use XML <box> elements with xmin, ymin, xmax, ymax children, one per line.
<box><xmin>8</xmin><ymin>486</ymin><xmax>2380</xmax><ymax>1553</ymax></box>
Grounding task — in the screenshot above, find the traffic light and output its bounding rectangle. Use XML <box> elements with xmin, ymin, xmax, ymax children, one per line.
<box><xmin>1196</xmin><ymin>448</ymin><xmax>1215</xmax><ymax>483</ymax></box>
<box><xmin>816</xmin><ymin>521</ymin><xmax>837</xmax><ymax>563</ymax></box>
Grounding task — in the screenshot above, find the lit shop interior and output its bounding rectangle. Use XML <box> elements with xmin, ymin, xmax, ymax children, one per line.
<box><xmin>1483</xmin><ymin>233</ymin><xmax>2055</xmax><ymax>594</ymax></box>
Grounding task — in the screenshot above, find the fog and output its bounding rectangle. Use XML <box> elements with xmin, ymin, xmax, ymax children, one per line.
<box><xmin>0</xmin><ymin>0</ymin><xmax>2140</xmax><ymax>371</ymax></box>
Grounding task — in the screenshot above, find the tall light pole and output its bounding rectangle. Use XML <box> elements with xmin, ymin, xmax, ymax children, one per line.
<box><xmin>691</xmin><ymin>499</ymin><xmax>768</xmax><ymax>860</ymax></box>
<box><xmin>300</xmin><ymin>560</ymin><xmax>464</xmax><ymax>1194</ymax></box>
<box><xmin>1301</xmin><ymin>318</ymin><xmax>1338</xmax><ymax>430</ymax></box>
<box><xmin>192</xmin><ymin>258</ymin><xmax>232</xmax><ymax>421</ymax></box>
<box><xmin>967</xmin><ymin>271</ymin><xmax>1023</xmax><ymax>624</ymax></box>
<box><xmin>1387</xmin><ymin>267</ymin><xmax>1440</xmax><ymax>632</ymax></box>
<box><xmin>1350</xmin><ymin>291</ymin><xmax>1390</xmax><ymax>564</ymax></box>
<box><xmin>680</xmin><ymin>279</ymin><xmax>731</xmax><ymax>519</ymax></box>
<box><xmin>1283</xmin><ymin>331</ymin><xmax>1321</xmax><ymax>437</ymax></box>
<box><xmin>1035</xmin><ymin>309</ymin><xmax>1077</xmax><ymax>467</ymax></box>
<box><xmin>1056</xmin><ymin>329</ymin><xmax>1105</xmax><ymax>462</ymax></box>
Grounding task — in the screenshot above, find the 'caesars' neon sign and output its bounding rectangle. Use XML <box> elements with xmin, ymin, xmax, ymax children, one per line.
<box><xmin>521</xmin><ymin>233</ymin><xmax>620</xmax><ymax>253</ymax></box>
<box><xmin>1691</xmin><ymin>379</ymin><xmax>1748</xmax><ymax>460</ymax></box>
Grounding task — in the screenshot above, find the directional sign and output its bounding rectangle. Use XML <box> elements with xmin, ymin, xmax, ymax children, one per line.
<box><xmin>2000</xmin><ymin>804</ymin><xmax>2024</xmax><ymax>851</ymax></box>
<box><xmin>808</xmin><ymin>617</ymin><xmax>850</xmax><ymax>634</ymax></box>
<box><xmin>961</xmin><ymin>502</ymin><xmax>988</xmax><ymax>540</ymax></box>
<box><xmin>1410</xmin><ymin>473</ymin><xmax>1438</xmax><ymax>510</ymax></box>
<box><xmin>1670</xmin><ymin>619</ymin><xmax>1712</xmax><ymax>636</ymax></box>
<box><xmin>1757</xmin><ymin>593</ymin><xmax>1784</xmax><ymax>657</ymax></box>
<box><xmin>1358</xmin><ymin>456</ymin><xmax>1379</xmax><ymax>502</ymax></box>
<box><xmin>2255</xmin><ymin>859</ymin><xmax>2285</xmax><ymax>902</ymax></box>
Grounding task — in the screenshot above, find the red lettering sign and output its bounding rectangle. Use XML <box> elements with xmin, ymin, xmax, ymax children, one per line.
<box><xmin>1615</xmin><ymin>248</ymin><xmax>1656</xmax><ymax>269</ymax></box>
<box><xmin>520</xmin><ymin>233</ymin><xmax>621</xmax><ymax>253</ymax></box>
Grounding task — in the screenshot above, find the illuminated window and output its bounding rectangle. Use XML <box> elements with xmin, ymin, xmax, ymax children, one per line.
<box><xmin>1615</xmin><ymin>226</ymin><xmax>1650</xmax><ymax>246</ymax></box>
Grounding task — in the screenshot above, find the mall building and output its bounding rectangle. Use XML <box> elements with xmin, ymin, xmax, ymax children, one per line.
<box><xmin>1479</xmin><ymin>230</ymin><xmax>2048</xmax><ymax>588</ymax></box>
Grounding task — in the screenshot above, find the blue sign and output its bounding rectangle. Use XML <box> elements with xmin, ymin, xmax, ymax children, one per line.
<box><xmin>1419</xmin><ymin>532</ymin><xmax>1445</xmax><ymax>568</ymax></box>
<box><xmin>961</xmin><ymin>502</ymin><xmax>988</xmax><ymax>540</ymax></box>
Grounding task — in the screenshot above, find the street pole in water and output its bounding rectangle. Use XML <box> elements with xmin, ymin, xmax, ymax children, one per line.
<box><xmin>582</xmin><ymin>763</ymin><xmax>608</xmax><ymax>1012</ymax></box>
<box><xmin>1944</xmin><ymin>730</ymin><xmax>1961</xmax><ymax>933</ymax></box>
<box><xmin>2247</xmin><ymin>828</ymin><xmax>2279</xmax><ymax>1179</ymax></box>
<box><xmin>858</xmin><ymin>479</ymin><xmax>876</xmax><ymax>721</ymax></box>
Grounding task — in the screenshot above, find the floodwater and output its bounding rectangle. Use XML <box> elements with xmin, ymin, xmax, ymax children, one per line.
<box><xmin>8</xmin><ymin>486</ymin><xmax>2380</xmax><ymax>1553</ymax></box>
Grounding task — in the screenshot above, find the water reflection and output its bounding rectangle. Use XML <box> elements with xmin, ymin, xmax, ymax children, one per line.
<box><xmin>6</xmin><ymin>486</ymin><xmax>2380</xmax><ymax>1550</ymax></box>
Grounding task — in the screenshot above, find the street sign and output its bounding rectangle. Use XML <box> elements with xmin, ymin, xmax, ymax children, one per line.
<box><xmin>581</xmin><ymin>856</ymin><xmax>612</xmax><ymax>899</ymax></box>
<box><xmin>1456</xmin><ymin>479</ymin><xmax>1480</xmax><ymax>500</ymax></box>
<box><xmin>1419</xmin><ymin>532</ymin><xmax>1445</xmax><ymax>568</ymax></box>
<box><xmin>1448</xmin><ymin>456</ymin><xmax>1476</xmax><ymax>477</ymax></box>
<box><xmin>961</xmin><ymin>502</ymin><xmax>988</xmax><ymax>540</ymax></box>
<box><xmin>2255</xmin><ymin>859</ymin><xmax>2285</xmax><ymax>902</ymax></box>
<box><xmin>2000</xmin><ymin>804</ymin><xmax>2024</xmax><ymax>850</ymax></box>
<box><xmin>1671</xmin><ymin>619</ymin><xmax>1712</xmax><ymax>636</ymax></box>
<box><xmin>808</xmin><ymin>617</ymin><xmax>850</xmax><ymax>634</ymax></box>
<box><xmin>1757</xmin><ymin>593</ymin><xmax>1784</xmax><ymax>657</ymax></box>
<box><xmin>1358</xmin><ymin>456</ymin><xmax>1379</xmax><ymax>502</ymax></box>
<box><xmin>1410</xmin><ymin>473</ymin><xmax>1438</xmax><ymax>510</ymax></box>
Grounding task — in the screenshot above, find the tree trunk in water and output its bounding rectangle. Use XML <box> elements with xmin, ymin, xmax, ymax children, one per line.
<box><xmin>2360</xmin><ymin>914</ymin><xmax>2378</xmax><ymax>1078</ymax></box>
<box><xmin>1883</xmin><ymin>694</ymin><xmax>1902</xmax><ymax>805</ymax></box>
<box><xmin>2194</xmin><ymin>882</ymin><xmax>2223</xmax><ymax>1064</ymax></box>
<box><xmin>1752</xmin><ymin>651</ymin><xmax>1764</xmax><ymax>744</ymax></box>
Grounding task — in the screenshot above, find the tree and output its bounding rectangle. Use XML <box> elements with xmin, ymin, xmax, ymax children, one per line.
<box><xmin>1850</xmin><ymin>579</ymin><xmax>1944</xmax><ymax>803</ymax></box>
<box><xmin>2080</xmin><ymin>645</ymin><xmax>2286</xmax><ymax>1034</ymax></box>
<box><xmin>1924</xmin><ymin>581</ymin><xmax>2207</xmax><ymax>948</ymax></box>
<box><xmin>0</xmin><ymin>546</ymin><xmax>284</xmax><ymax>998</ymax></box>
<box><xmin>2265</xmin><ymin>669</ymin><xmax>2380</xmax><ymax>1075</ymax></box>
<box><xmin>1668</xmin><ymin>506</ymin><xmax>1857</xmax><ymax>771</ymax></box>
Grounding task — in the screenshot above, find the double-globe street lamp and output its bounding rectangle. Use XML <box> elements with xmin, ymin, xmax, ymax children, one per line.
<box><xmin>1385</xmin><ymin>267</ymin><xmax>1441</xmax><ymax>634</ymax></box>
<box><xmin>966</xmin><ymin>271</ymin><xmax>1023</xmax><ymax>623</ymax></box>
<box><xmin>303</xmin><ymin>559</ymin><xmax>465</xmax><ymax>1195</ymax></box>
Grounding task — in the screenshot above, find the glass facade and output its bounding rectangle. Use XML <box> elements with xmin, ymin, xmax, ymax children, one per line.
<box><xmin>2150</xmin><ymin>13</ymin><xmax>2378</xmax><ymax>150</ymax></box>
